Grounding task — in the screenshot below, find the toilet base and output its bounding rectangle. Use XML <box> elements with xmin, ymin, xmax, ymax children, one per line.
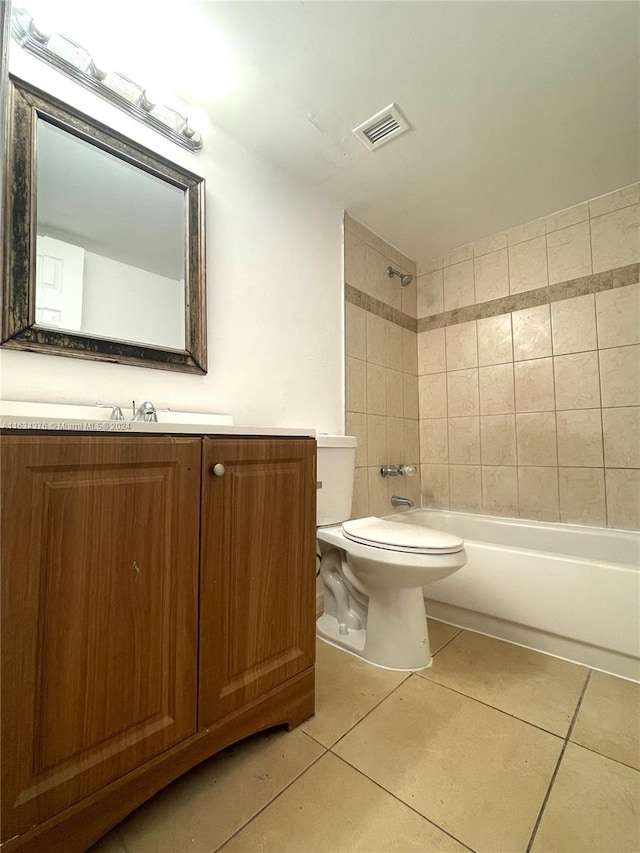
<box><xmin>316</xmin><ymin>606</ymin><xmax>433</xmax><ymax>672</ymax></box>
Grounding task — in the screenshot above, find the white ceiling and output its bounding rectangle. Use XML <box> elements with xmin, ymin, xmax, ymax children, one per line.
<box><xmin>28</xmin><ymin>1</ymin><xmax>640</xmax><ymax>262</ymax></box>
<box><xmin>179</xmin><ymin>0</ymin><xmax>639</xmax><ymax>261</ymax></box>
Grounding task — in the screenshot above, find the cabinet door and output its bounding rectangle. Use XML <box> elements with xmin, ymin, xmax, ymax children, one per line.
<box><xmin>199</xmin><ymin>439</ymin><xmax>316</xmax><ymax>728</ymax></box>
<box><xmin>1</xmin><ymin>436</ymin><xmax>200</xmax><ymax>842</ymax></box>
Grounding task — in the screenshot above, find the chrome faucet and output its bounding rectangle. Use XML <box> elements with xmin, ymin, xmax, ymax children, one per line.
<box><xmin>96</xmin><ymin>403</ymin><xmax>124</xmax><ymax>421</ymax></box>
<box><xmin>391</xmin><ymin>495</ymin><xmax>414</xmax><ymax>508</ymax></box>
<box><xmin>132</xmin><ymin>401</ymin><xmax>159</xmax><ymax>422</ymax></box>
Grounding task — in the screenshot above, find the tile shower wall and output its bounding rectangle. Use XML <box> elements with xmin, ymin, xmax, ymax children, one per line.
<box><xmin>344</xmin><ymin>215</ymin><xmax>420</xmax><ymax>517</ymax></box>
<box><xmin>417</xmin><ymin>184</ymin><xmax>640</xmax><ymax>529</ymax></box>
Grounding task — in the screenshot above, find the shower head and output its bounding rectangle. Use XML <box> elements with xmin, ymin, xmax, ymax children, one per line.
<box><xmin>387</xmin><ymin>266</ymin><xmax>413</xmax><ymax>287</ymax></box>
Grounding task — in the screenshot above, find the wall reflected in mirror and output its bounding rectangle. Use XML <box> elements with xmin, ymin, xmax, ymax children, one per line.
<box><xmin>36</xmin><ymin>119</ymin><xmax>186</xmax><ymax>350</ymax></box>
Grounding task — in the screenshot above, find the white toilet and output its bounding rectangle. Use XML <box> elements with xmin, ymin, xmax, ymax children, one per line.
<box><xmin>316</xmin><ymin>435</ymin><xmax>467</xmax><ymax>671</ymax></box>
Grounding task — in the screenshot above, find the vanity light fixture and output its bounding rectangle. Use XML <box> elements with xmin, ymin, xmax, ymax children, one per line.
<box><xmin>10</xmin><ymin>6</ymin><xmax>203</xmax><ymax>151</ymax></box>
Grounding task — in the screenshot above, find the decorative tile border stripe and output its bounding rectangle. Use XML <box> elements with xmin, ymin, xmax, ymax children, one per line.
<box><xmin>416</xmin><ymin>263</ymin><xmax>639</xmax><ymax>333</ymax></box>
<box><xmin>345</xmin><ymin>263</ymin><xmax>639</xmax><ymax>333</ymax></box>
<box><xmin>345</xmin><ymin>283</ymin><xmax>417</xmax><ymax>332</ymax></box>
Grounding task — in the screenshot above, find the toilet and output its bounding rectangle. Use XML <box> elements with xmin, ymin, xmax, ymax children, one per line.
<box><xmin>316</xmin><ymin>435</ymin><xmax>467</xmax><ymax>671</ymax></box>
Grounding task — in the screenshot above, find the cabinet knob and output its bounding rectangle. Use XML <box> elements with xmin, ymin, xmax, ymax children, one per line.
<box><xmin>212</xmin><ymin>463</ymin><xmax>225</xmax><ymax>477</ymax></box>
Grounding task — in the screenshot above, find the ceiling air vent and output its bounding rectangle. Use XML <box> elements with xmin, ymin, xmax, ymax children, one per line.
<box><xmin>352</xmin><ymin>103</ymin><xmax>410</xmax><ymax>151</ymax></box>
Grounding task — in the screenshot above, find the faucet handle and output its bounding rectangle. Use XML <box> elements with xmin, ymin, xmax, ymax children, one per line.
<box><xmin>132</xmin><ymin>401</ymin><xmax>171</xmax><ymax>423</ymax></box>
<box><xmin>381</xmin><ymin>464</ymin><xmax>418</xmax><ymax>478</ymax></box>
<box><xmin>380</xmin><ymin>465</ymin><xmax>401</xmax><ymax>477</ymax></box>
<box><xmin>95</xmin><ymin>403</ymin><xmax>124</xmax><ymax>421</ymax></box>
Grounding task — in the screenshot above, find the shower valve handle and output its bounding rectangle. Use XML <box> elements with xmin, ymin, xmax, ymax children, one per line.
<box><xmin>381</xmin><ymin>464</ymin><xmax>417</xmax><ymax>477</ymax></box>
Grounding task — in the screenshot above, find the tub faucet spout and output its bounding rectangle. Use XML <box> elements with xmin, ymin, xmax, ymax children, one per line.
<box><xmin>391</xmin><ymin>495</ymin><xmax>414</xmax><ymax>507</ymax></box>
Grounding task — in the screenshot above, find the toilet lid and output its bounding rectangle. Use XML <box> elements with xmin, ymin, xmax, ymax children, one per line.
<box><xmin>341</xmin><ymin>517</ymin><xmax>464</xmax><ymax>555</ymax></box>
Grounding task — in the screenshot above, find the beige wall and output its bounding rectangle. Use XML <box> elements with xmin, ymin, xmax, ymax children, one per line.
<box><xmin>416</xmin><ymin>184</ymin><xmax>640</xmax><ymax>529</ymax></box>
<box><xmin>344</xmin><ymin>215</ymin><xmax>420</xmax><ymax>517</ymax></box>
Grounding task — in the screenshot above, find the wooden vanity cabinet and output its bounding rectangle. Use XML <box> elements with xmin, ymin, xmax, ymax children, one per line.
<box><xmin>1</xmin><ymin>436</ymin><xmax>201</xmax><ymax>844</ymax></box>
<box><xmin>0</xmin><ymin>433</ymin><xmax>316</xmax><ymax>853</ymax></box>
<box><xmin>199</xmin><ymin>439</ymin><xmax>316</xmax><ymax>728</ymax></box>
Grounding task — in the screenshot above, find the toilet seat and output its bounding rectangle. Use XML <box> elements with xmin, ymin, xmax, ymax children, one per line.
<box><xmin>341</xmin><ymin>517</ymin><xmax>464</xmax><ymax>555</ymax></box>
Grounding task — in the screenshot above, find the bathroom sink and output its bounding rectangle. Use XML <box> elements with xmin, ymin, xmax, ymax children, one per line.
<box><xmin>0</xmin><ymin>401</ymin><xmax>315</xmax><ymax>437</ymax></box>
<box><xmin>0</xmin><ymin>401</ymin><xmax>233</xmax><ymax>428</ymax></box>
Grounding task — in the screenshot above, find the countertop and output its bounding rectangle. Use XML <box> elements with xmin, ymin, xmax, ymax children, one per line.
<box><xmin>0</xmin><ymin>417</ymin><xmax>316</xmax><ymax>438</ymax></box>
<box><xmin>0</xmin><ymin>402</ymin><xmax>316</xmax><ymax>438</ymax></box>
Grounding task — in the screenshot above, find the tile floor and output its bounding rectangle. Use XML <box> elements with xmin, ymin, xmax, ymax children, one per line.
<box><xmin>93</xmin><ymin>621</ymin><xmax>640</xmax><ymax>853</ymax></box>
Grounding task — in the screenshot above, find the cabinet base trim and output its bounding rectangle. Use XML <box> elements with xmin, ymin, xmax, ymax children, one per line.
<box><xmin>1</xmin><ymin>668</ymin><xmax>315</xmax><ymax>853</ymax></box>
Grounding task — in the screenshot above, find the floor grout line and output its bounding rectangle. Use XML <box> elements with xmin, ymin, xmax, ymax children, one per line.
<box><xmin>327</xmin><ymin>751</ymin><xmax>477</xmax><ymax>853</ymax></box>
<box><xmin>315</xmin><ymin>648</ymin><xmax>636</xmax><ymax>776</ymax></box>
<box><xmin>525</xmin><ymin>669</ymin><xmax>593</xmax><ymax>853</ymax></box>
<box><xmin>212</xmin><ymin>667</ymin><xmax>442</xmax><ymax>851</ymax></box>
<box><xmin>215</xmin><ymin>682</ymin><xmax>484</xmax><ymax>853</ymax></box>
<box><xmin>110</xmin><ymin>643</ymin><xmax>639</xmax><ymax>853</ymax></box>
<box><xmin>310</xmin><ymin>623</ymin><xmax>461</xmax><ymax>756</ymax></box>
<box><xmin>323</xmin><ymin>626</ymin><xmax>590</xmax><ymax>744</ymax></box>
<box><xmin>566</xmin><ymin>740</ymin><xmax>640</xmax><ymax>773</ymax></box>
<box><xmin>412</xmin><ymin>671</ymin><xmax>574</xmax><ymax>741</ymax></box>
<box><xmin>211</xmin><ymin>750</ymin><xmax>328</xmax><ymax>853</ymax></box>
<box><xmin>328</xmin><ymin>672</ymin><xmax>413</xmax><ymax>751</ymax></box>
<box><xmin>298</xmin><ymin>727</ymin><xmax>331</xmax><ymax>750</ymax></box>
<box><xmin>430</xmin><ymin>626</ymin><xmax>464</xmax><ymax>657</ymax></box>
<box><xmin>565</xmin><ymin>669</ymin><xmax>593</xmax><ymax>743</ymax></box>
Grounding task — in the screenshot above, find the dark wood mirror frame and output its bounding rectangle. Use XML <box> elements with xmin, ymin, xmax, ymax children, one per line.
<box><xmin>2</xmin><ymin>76</ymin><xmax>207</xmax><ymax>374</ymax></box>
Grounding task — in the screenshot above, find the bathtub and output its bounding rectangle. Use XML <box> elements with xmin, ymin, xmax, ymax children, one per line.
<box><xmin>388</xmin><ymin>508</ymin><xmax>640</xmax><ymax>681</ymax></box>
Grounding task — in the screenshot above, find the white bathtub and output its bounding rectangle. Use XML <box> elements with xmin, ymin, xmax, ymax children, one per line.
<box><xmin>388</xmin><ymin>508</ymin><xmax>640</xmax><ymax>681</ymax></box>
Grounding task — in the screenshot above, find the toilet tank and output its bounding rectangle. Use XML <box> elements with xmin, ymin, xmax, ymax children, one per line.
<box><xmin>316</xmin><ymin>435</ymin><xmax>357</xmax><ymax>525</ymax></box>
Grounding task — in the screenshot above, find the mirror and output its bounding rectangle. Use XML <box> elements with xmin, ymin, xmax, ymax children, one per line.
<box><xmin>2</xmin><ymin>76</ymin><xmax>207</xmax><ymax>373</ymax></box>
<box><xmin>36</xmin><ymin>121</ymin><xmax>187</xmax><ymax>349</ymax></box>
